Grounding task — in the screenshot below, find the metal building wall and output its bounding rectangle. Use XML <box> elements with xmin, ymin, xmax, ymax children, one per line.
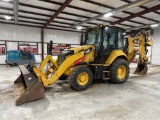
<box><xmin>151</xmin><ymin>27</ymin><xmax>160</xmax><ymax>65</ymax></box>
<box><xmin>0</xmin><ymin>23</ymin><xmax>81</xmax><ymax>64</ymax></box>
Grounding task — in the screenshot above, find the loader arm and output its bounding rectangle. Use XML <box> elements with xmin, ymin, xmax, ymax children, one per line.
<box><xmin>34</xmin><ymin>51</ymin><xmax>85</xmax><ymax>87</ymax></box>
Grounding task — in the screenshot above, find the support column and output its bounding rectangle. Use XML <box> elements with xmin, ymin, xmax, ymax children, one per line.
<box><xmin>41</xmin><ymin>30</ymin><xmax>44</xmax><ymax>61</ymax></box>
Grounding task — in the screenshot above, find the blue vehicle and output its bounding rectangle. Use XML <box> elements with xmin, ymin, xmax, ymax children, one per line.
<box><xmin>5</xmin><ymin>50</ymin><xmax>36</xmax><ymax>66</ymax></box>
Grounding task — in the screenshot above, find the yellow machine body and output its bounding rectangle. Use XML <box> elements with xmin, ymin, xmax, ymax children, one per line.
<box><xmin>34</xmin><ymin>45</ymin><xmax>95</xmax><ymax>87</ymax></box>
<box><xmin>34</xmin><ymin>47</ymin><xmax>130</xmax><ymax>87</ymax></box>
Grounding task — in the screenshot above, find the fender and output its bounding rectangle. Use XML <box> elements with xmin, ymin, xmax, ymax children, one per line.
<box><xmin>105</xmin><ymin>50</ymin><xmax>129</xmax><ymax>65</ymax></box>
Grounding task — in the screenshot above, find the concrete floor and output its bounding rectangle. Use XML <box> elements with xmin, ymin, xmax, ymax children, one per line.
<box><xmin>1</xmin><ymin>63</ymin><xmax>160</xmax><ymax>120</ymax></box>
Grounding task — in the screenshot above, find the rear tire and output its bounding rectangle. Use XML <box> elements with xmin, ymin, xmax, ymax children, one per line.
<box><xmin>109</xmin><ymin>58</ymin><xmax>129</xmax><ymax>84</ymax></box>
<box><xmin>69</xmin><ymin>66</ymin><xmax>93</xmax><ymax>91</ymax></box>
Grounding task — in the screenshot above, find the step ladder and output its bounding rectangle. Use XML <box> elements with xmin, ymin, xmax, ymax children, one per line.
<box><xmin>103</xmin><ymin>70</ymin><xmax>110</xmax><ymax>80</ymax></box>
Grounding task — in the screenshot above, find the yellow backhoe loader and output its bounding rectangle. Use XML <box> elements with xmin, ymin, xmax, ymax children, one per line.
<box><xmin>14</xmin><ymin>26</ymin><xmax>149</xmax><ymax>105</ymax></box>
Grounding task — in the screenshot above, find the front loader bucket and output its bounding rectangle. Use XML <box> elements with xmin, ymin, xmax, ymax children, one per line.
<box><xmin>133</xmin><ymin>62</ymin><xmax>148</xmax><ymax>75</ymax></box>
<box><xmin>14</xmin><ymin>65</ymin><xmax>44</xmax><ymax>106</ymax></box>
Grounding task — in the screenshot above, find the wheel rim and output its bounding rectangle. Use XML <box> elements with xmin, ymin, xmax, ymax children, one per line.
<box><xmin>117</xmin><ymin>65</ymin><xmax>126</xmax><ymax>79</ymax></box>
<box><xmin>77</xmin><ymin>72</ymin><xmax>89</xmax><ymax>86</ymax></box>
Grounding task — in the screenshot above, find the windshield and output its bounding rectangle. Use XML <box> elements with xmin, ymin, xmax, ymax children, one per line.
<box><xmin>103</xmin><ymin>28</ymin><xmax>116</xmax><ymax>49</ymax></box>
<box><xmin>86</xmin><ymin>27</ymin><xmax>101</xmax><ymax>45</ymax></box>
<box><xmin>103</xmin><ymin>27</ymin><xmax>124</xmax><ymax>49</ymax></box>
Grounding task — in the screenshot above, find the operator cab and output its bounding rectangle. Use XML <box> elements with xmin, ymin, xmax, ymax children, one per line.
<box><xmin>82</xmin><ymin>26</ymin><xmax>125</xmax><ymax>64</ymax></box>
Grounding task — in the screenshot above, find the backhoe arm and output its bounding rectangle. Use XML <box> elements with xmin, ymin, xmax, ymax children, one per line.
<box><xmin>133</xmin><ymin>30</ymin><xmax>148</xmax><ymax>75</ymax></box>
<box><xmin>137</xmin><ymin>31</ymin><xmax>148</xmax><ymax>63</ymax></box>
<box><xmin>125</xmin><ymin>30</ymin><xmax>149</xmax><ymax>75</ymax></box>
<box><xmin>125</xmin><ymin>37</ymin><xmax>137</xmax><ymax>64</ymax></box>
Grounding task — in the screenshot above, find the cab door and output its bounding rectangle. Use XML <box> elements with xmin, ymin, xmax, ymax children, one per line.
<box><xmin>98</xmin><ymin>27</ymin><xmax>124</xmax><ymax>64</ymax></box>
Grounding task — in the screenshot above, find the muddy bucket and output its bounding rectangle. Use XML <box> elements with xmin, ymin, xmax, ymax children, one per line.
<box><xmin>133</xmin><ymin>62</ymin><xmax>148</xmax><ymax>75</ymax></box>
<box><xmin>14</xmin><ymin>65</ymin><xmax>44</xmax><ymax>106</ymax></box>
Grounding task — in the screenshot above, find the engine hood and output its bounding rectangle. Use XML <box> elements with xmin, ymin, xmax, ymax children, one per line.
<box><xmin>70</xmin><ymin>45</ymin><xmax>95</xmax><ymax>54</ymax></box>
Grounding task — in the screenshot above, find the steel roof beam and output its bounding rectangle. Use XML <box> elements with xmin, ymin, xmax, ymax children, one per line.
<box><xmin>0</xmin><ymin>1</ymin><xmax>134</xmax><ymax>28</ymax></box>
<box><xmin>111</xmin><ymin>4</ymin><xmax>160</xmax><ymax>25</ymax></box>
<box><xmin>0</xmin><ymin>14</ymin><xmax>83</xmax><ymax>30</ymax></box>
<box><xmin>82</xmin><ymin>0</ymin><xmax>159</xmax><ymax>23</ymax></box>
<box><xmin>71</xmin><ymin>0</ymin><xmax>154</xmax><ymax>28</ymax></box>
<box><xmin>13</xmin><ymin>0</ymin><xmax>19</xmax><ymax>24</ymax></box>
<box><xmin>42</xmin><ymin>0</ymin><xmax>72</xmax><ymax>30</ymax></box>
<box><xmin>18</xmin><ymin>19</ymin><xmax>90</xmax><ymax>28</ymax></box>
<box><xmin>19</xmin><ymin>4</ymin><xmax>94</xmax><ymax>20</ymax></box>
<box><xmin>39</xmin><ymin>0</ymin><xmax>102</xmax><ymax>14</ymax></box>
<box><xmin>0</xmin><ymin>5</ymin><xmax>97</xmax><ymax>25</ymax></box>
<box><xmin>119</xmin><ymin>23</ymin><xmax>134</xmax><ymax>28</ymax></box>
<box><xmin>0</xmin><ymin>13</ymin><xmax>134</xmax><ymax>28</ymax></box>
<box><xmin>0</xmin><ymin>21</ymin><xmax>81</xmax><ymax>33</ymax></box>
<box><xmin>0</xmin><ymin>13</ymin><xmax>134</xmax><ymax>29</ymax></box>
<box><xmin>40</xmin><ymin>0</ymin><xmax>145</xmax><ymax>26</ymax></box>
<box><xmin>121</xmin><ymin>0</ymin><xmax>160</xmax><ymax>15</ymax></box>
<box><xmin>18</xmin><ymin>3</ymin><xmax>135</xmax><ymax>27</ymax></box>
<box><xmin>0</xmin><ymin>8</ymin><xmax>97</xmax><ymax>26</ymax></box>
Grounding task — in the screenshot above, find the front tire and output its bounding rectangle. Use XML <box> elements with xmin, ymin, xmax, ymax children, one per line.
<box><xmin>109</xmin><ymin>58</ymin><xmax>129</xmax><ymax>84</ymax></box>
<box><xmin>69</xmin><ymin>66</ymin><xmax>93</xmax><ymax>91</ymax></box>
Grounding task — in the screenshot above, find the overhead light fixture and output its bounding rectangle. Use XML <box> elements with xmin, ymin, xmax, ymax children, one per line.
<box><xmin>77</xmin><ymin>26</ymin><xmax>83</xmax><ymax>30</ymax></box>
<box><xmin>4</xmin><ymin>15</ymin><xmax>11</xmax><ymax>20</ymax></box>
<box><xmin>103</xmin><ymin>12</ymin><xmax>113</xmax><ymax>18</ymax></box>
<box><xmin>123</xmin><ymin>32</ymin><xmax>126</xmax><ymax>35</ymax></box>
<box><xmin>105</xmin><ymin>27</ymin><xmax>108</xmax><ymax>30</ymax></box>
<box><xmin>150</xmin><ymin>24</ymin><xmax>159</xmax><ymax>28</ymax></box>
<box><xmin>2</xmin><ymin>0</ymin><xmax>10</xmax><ymax>1</ymax></box>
